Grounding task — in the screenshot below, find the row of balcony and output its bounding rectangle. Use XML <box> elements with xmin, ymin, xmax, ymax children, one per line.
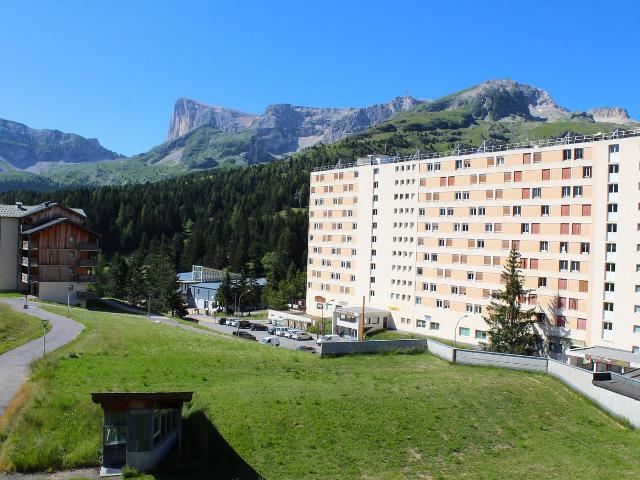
<box><xmin>20</xmin><ymin>273</ymin><xmax>97</xmax><ymax>284</ymax></box>
<box><xmin>20</xmin><ymin>257</ymin><xmax>98</xmax><ymax>268</ymax></box>
<box><xmin>21</xmin><ymin>241</ymin><xmax>99</xmax><ymax>251</ymax></box>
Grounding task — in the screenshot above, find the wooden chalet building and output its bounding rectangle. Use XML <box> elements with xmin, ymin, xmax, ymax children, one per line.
<box><xmin>0</xmin><ymin>201</ymin><xmax>99</xmax><ymax>306</ymax></box>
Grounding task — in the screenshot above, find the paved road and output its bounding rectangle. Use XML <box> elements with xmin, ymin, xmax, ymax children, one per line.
<box><xmin>189</xmin><ymin>314</ymin><xmax>340</xmax><ymax>352</ymax></box>
<box><xmin>0</xmin><ymin>298</ymin><xmax>84</xmax><ymax>416</ymax></box>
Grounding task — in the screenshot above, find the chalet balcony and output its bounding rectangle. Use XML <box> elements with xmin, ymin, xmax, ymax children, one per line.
<box><xmin>21</xmin><ymin>257</ymin><xmax>38</xmax><ymax>268</ymax></box>
<box><xmin>21</xmin><ymin>273</ymin><xmax>37</xmax><ymax>283</ymax></box>
<box><xmin>78</xmin><ymin>275</ymin><xmax>98</xmax><ymax>283</ymax></box>
<box><xmin>77</xmin><ymin>258</ymin><xmax>99</xmax><ymax>267</ymax></box>
<box><xmin>79</xmin><ymin>243</ymin><xmax>100</xmax><ymax>251</ymax></box>
<box><xmin>22</xmin><ymin>241</ymin><xmax>37</xmax><ymax>250</ymax></box>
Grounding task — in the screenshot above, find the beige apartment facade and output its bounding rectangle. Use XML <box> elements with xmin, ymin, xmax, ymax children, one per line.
<box><xmin>306</xmin><ymin>130</ymin><xmax>640</xmax><ymax>355</ymax></box>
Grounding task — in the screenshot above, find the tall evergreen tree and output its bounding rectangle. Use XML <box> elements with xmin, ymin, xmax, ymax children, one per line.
<box><xmin>483</xmin><ymin>249</ymin><xmax>542</xmax><ymax>355</ymax></box>
<box><xmin>126</xmin><ymin>249</ymin><xmax>148</xmax><ymax>308</ymax></box>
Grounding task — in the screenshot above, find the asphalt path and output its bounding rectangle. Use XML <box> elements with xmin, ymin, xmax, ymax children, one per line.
<box><xmin>0</xmin><ymin>297</ymin><xmax>84</xmax><ymax>415</ymax></box>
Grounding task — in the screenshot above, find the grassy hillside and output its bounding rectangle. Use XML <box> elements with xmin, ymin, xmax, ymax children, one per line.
<box><xmin>1</xmin><ymin>306</ymin><xmax>639</xmax><ymax>479</ymax></box>
<box><xmin>0</xmin><ymin>302</ymin><xmax>50</xmax><ymax>355</ymax></box>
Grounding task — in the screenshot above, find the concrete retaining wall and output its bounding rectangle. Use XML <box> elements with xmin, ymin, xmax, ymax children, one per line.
<box><xmin>320</xmin><ymin>339</ymin><xmax>428</xmax><ymax>357</ymax></box>
<box><xmin>455</xmin><ymin>349</ymin><xmax>548</xmax><ymax>372</ymax></box>
<box><xmin>426</xmin><ymin>339</ymin><xmax>455</xmax><ymax>362</ymax></box>
<box><xmin>548</xmin><ymin>360</ymin><xmax>640</xmax><ymax>428</ymax></box>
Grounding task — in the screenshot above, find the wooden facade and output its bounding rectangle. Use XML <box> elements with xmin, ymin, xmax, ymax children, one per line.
<box><xmin>20</xmin><ymin>205</ymin><xmax>99</xmax><ymax>287</ymax></box>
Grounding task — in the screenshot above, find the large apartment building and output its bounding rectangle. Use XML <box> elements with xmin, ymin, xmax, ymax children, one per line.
<box><xmin>0</xmin><ymin>201</ymin><xmax>99</xmax><ymax>305</ymax></box>
<box><xmin>306</xmin><ymin>129</ymin><xmax>640</xmax><ymax>355</ymax></box>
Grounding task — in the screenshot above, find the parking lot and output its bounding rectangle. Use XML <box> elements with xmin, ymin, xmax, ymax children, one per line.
<box><xmin>187</xmin><ymin>314</ymin><xmax>344</xmax><ymax>352</ymax></box>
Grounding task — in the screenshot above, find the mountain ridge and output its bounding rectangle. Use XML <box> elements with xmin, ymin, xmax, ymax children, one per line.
<box><xmin>0</xmin><ymin>79</ymin><xmax>637</xmax><ymax>191</ymax></box>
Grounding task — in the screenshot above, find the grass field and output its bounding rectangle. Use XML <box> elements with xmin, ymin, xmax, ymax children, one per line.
<box><xmin>367</xmin><ymin>329</ymin><xmax>478</xmax><ymax>349</ymax></box>
<box><xmin>0</xmin><ymin>302</ymin><xmax>50</xmax><ymax>355</ymax></box>
<box><xmin>1</xmin><ymin>307</ymin><xmax>639</xmax><ymax>479</ymax></box>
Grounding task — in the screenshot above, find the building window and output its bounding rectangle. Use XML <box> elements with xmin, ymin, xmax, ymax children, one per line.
<box><xmin>430</xmin><ymin>322</ymin><xmax>440</xmax><ymax>331</ymax></box>
<box><xmin>541</xmin><ymin>205</ymin><xmax>550</xmax><ymax>216</ymax></box>
<box><xmin>575</xmin><ymin>148</ymin><xmax>584</xmax><ymax>160</ymax></box>
<box><xmin>538</xmin><ymin>277</ymin><xmax>547</xmax><ymax>288</ymax></box>
<box><xmin>459</xmin><ymin>327</ymin><xmax>470</xmax><ymax>337</ymax></box>
<box><xmin>539</xmin><ymin>241</ymin><xmax>548</xmax><ymax>252</ymax></box>
<box><xmin>577</xmin><ymin>318</ymin><xmax>587</xmax><ymax>330</ymax></box>
<box><xmin>475</xmin><ymin>330</ymin><xmax>487</xmax><ymax>340</ymax></box>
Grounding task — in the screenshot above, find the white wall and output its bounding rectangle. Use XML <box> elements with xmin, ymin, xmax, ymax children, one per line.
<box><xmin>548</xmin><ymin>359</ymin><xmax>640</xmax><ymax>428</ymax></box>
<box><xmin>0</xmin><ymin>218</ymin><xmax>19</xmax><ymax>291</ymax></box>
<box><xmin>38</xmin><ymin>282</ymin><xmax>87</xmax><ymax>306</ymax></box>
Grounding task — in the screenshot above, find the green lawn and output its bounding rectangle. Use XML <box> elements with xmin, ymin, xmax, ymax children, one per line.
<box><xmin>0</xmin><ymin>302</ymin><xmax>50</xmax><ymax>355</ymax></box>
<box><xmin>1</xmin><ymin>307</ymin><xmax>639</xmax><ymax>479</ymax></box>
<box><xmin>367</xmin><ymin>329</ymin><xmax>478</xmax><ymax>349</ymax></box>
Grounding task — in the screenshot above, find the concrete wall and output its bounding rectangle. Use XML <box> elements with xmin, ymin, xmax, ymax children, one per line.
<box><xmin>455</xmin><ymin>349</ymin><xmax>548</xmax><ymax>372</ymax></box>
<box><xmin>548</xmin><ymin>360</ymin><xmax>640</xmax><ymax>428</ymax></box>
<box><xmin>320</xmin><ymin>339</ymin><xmax>428</xmax><ymax>357</ymax></box>
<box><xmin>38</xmin><ymin>282</ymin><xmax>87</xmax><ymax>306</ymax></box>
<box><xmin>426</xmin><ymin>339</ymin><xmax>455</xmax><ymax>362</ymax></box>
<box><xmin>0</xmin><ymin>218</ymin><xmax>19</xmax><ymax>291</ymax></box>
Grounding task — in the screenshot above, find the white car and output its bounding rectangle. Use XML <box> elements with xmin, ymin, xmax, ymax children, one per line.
<box><xmin>284</xmin><ymin>329</ymin><xmax>302</xmax><ymax>339</ymax></box>
<box><xmin>292</xmin><ymin>331</ymin><xmax>313</xmax><ymax>341</ymax></box>
<box><xmin>316</xmin><ymin>334</ymin><xmax>340</xmax><ymax>345</ymax></box>
<box><xmin>274</xmin><ymin>326</ymin><xmax>290</xmax><ymax>337</ymax></box>
<box><xmin>259</xmin><ymin>336</ymin><xmax>280</xmax><ymax>346</ymax></box>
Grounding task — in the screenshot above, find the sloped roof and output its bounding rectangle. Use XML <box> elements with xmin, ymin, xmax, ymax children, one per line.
<box><xmin>0</xmin><ymin>202</ymin><xmax>86</xmax><ymax>218</ymax></box>
<box><xmin>22</xmin><ymin>217</ymin><xmax>100</xmax><ymax>237</ymax></box>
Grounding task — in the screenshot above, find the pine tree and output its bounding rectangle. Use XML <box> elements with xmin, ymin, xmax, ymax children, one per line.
<box><xmin>483</xmin><ymin>249</ymin><xmax>542</xmax><ymax>355</ymax></box>
<box><xmin>215</xmin><ymin>269</ymin><xmax>234</xmax><ymax>311</ymax></box>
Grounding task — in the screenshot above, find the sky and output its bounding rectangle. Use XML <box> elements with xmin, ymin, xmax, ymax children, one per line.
<box><xmin>0</xmin><ymin>0</ymin><xmax>638</xmax><ymax>156</ymax></box>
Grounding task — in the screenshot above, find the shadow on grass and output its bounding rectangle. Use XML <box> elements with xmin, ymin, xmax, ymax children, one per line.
<box><xmin>153</xmin><ymin>410</ymin><xmax>262</xmax><ymax>480</ymax></box>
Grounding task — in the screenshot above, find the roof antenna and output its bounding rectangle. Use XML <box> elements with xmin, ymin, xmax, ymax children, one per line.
<box><xmin>452</xmin><ymin>144</ymin><xmax>461</xmax><ymax>155</ymax></box>
<box><xmin>477</xmin><ymin>140</ymin><xmax>487</xmax><ymax>153</ymax></box>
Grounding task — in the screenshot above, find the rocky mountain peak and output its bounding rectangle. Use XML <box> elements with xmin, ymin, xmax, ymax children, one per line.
<box><xmin>166</xmin><ymin>98</ymin><xmax>258</xmax><ymax>141</ymax></box>
<box><xmin>587</xmin><ymin>107</ymin><xmax>634</xmax><ymax>124</ymax></box>
<box><xmin>429</xmin><ymin>79</ymin><xmax>571</xmax><ymax>121</ymax></box>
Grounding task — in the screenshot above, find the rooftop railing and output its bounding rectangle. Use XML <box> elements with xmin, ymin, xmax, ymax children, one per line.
<box><xmin>312</xmin><ymin>127</ymin><xmax>640</xmax><ymax>172</ymax></box>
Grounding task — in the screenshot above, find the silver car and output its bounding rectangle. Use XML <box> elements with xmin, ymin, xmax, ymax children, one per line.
<box><xmin>292</xmin><ymin>331</ymin><xmax>313</xmax><ymax>341</ymax></box>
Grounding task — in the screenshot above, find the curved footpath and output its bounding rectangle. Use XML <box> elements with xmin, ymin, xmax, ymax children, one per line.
<box><xmin>0</xmin><ymin>298</ymin><xmax>84</xmax><ymax>416</ymax></box>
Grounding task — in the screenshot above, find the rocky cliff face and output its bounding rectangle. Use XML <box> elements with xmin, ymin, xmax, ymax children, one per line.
<box><xmin>165</xmin><ymin>95</ymin><xmax>425</xmax><ymax>154</ymax></box>
<box><xmin>0</xmin><ymin>118</ymin><xmax>122</xmax><ymax>170</ymax></box>
<box><xmin>587</xmin><ymin>107</ymin><xmax>635</xmax><ymax>124</ymax></box>
<box><xmin>166</xmin><ymin>97</ymin><xmax>258</xmax><ymax>141</ymax></box>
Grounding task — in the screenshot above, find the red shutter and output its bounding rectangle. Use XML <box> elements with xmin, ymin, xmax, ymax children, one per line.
<box><xmin>522</xmin><ymin>188</ymin><xmax>530</xmax><ymax>199</ymax></box>
<box><xmin>558</xmin><ymin>278</ymin><xmax>568</xmax><ymax>290</ymax></box>
<box><xmin>514</xmin><ymin>171</ymin><xmax>523</xmax><ymax>182</ymax></box>
<box><xmin>560</xmin><ymin>223</ymin><xmax>570</xmax><ymax>235</ymax></box>
<box><xmin>572</xmin><ymin>223</ymin><xmax>581</xmax><ymax>235</ymax></box>
<box><xmin>582</xmin><ymin>204</ymin><xmax>591</xmax><ymax>216</ymax></box>
<box><xmin>531</xmin><ymin>223</ymin><xmax>540</xmax><ymax>234</ymax></box>
<box><xmin>542</xmin><ymin>169</ymin><xmax>551</xmax><ymax>180</ymax></box>
<box><xmin>440</xmin><ymin>177</ymin><xmax>446</xmax><ymax>187</ymax></box>
<box><xmin>561</xmin><ymin>205</ymin><xmax>570</xmax><ymax>216</ymax></box>
<box><xmin>562</xmin><ymin>167</ymin><xmax>571</xmax><ymax>179</ymax></box>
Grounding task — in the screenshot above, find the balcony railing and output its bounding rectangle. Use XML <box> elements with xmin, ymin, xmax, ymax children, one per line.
<box><xmin>79</xmin><ymin>243</ymin><xmax>100</xmax><ymax>251</ymax></box>
<box><xmin>78</xmin><ymin>275</ymin><xmax>97</xmax><ymax>283</ymax></box>
<box><xmin>22</xmin><ymin>241</ymin><xmax>37</xmax><ymax>250</ymax></box>
<box><xmin>77</xmin><ymin>258</ymin><xmax>98</xmax><ymax>267</ymax></box>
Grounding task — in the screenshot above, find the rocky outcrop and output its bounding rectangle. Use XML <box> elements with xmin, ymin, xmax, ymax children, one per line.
<box><xmin>427</xmin><ymin>79</ymin><xmax>572</xmax><ymax>121</ymax></box>
<box><xmin>166</xmin><ymin>98</ymin><xmax>258</xmax><ymax>141</ymax></box>
<box><xmin>0</xmin><ymin>119</ymin><xmax>122</xmax><ymax>170</ymax></box>
<box><xmin>588</xmin><ymin>107</ymin><xmax>635</xmax><ymax>124</ymax></box>
<box><xmin>165</xmin><ymin>95</ymin><xmax>425</xmax><ymax>159</ymax></box>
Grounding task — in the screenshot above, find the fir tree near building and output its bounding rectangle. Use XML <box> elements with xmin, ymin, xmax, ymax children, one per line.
<box><xmin>483</xmin><ymin>249</ymin><xmax>542</xmax><ymax>356</ymax></box>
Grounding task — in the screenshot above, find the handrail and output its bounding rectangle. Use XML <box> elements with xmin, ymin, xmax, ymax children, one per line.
<box><xmin>312</xmin><ymin>127</ymin><xmax>640</xmax><ymax>172</ymax></box>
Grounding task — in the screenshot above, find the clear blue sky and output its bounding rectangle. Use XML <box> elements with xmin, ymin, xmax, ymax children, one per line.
<box><xmin>1</xmin><ymin>0</ymin><xmax>638</xmax><ymax>155</ymax></box>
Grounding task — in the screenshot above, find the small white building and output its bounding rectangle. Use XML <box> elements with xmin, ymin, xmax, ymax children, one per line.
<box><xmin>332</xmin><ymin>307</ymin><xmax>390</xmax><ymax>340</ymax></box>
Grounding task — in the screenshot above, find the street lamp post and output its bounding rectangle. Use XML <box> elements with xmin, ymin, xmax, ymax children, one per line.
<box><xmin>148</xmin><ymin>293</ymin><xmax>151</xmax><ymax>322</ymax></box>
<box><xmin>40</xmin><ymin>318</ymin><xmax>48</xmax><ymax>356</ymax></box>
<box><xmin>236</xmin><ymin>290</ymin><xmax>250</xmax><ymax>334</ymax></box>
<box><xmin>453</xmin><ymin>313</ymin><xmax>470</xmax><ymax>349</ymax></box>
<box><xmin>66</xmin><ymin>284</ymin><xmax>73</xmax><ymax>318</ymax></box>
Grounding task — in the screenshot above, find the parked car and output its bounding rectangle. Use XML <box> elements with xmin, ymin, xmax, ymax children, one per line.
<box><xmin>295</xmin><ymin>345</ymin><xmax>316</xmax><ymax>353</ymax></box>
<box><xmin>283</xmin><ymin>329</ymin><xmax>301</xmax><ymax>339</ymax></box>
<box><xmin>226</xmin><ymin>319</ymin><xmax>239</xmax><ymax>328</ymax></box>
<box><xmin>238</xmin><ymin>320</ymin><xmax>251</xmax><ymax>329</ymax></box>
<box><xmin>218</xmin><ymin>317</ymin><xmax>227</xmax><ymax>325</ymax></box>
<box><xmin>232</xmin><ymin>330</ymin><xmax>256</xmax><ymax>341</ymax></box>
<box><xmin>267</xmin><ymin>326</ymin><xmax>278</xmax><ymax>335</ymax></box>
<box><xmin>316</xmin><ymin>334</ymin><xmax>340</xmax><ymax>345</ymax></box>
<box><xmin>259</xmin><ymin>336</ymin><xmax>280</xmax><ymax>346</ymax></box>
<box><xmin>292</xmin><ymin>331</ymin><xmax>313</xmax><ymax>341</ymax></box>
<box><xmin>250</xmin><ymin>323</ymin><xmax>268</xmax><ymax>331</ymax></box>
<box><xmin>275</xmin><ymin>326</ymin><xmax>290</xmax><ymax>337</ymax></box>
